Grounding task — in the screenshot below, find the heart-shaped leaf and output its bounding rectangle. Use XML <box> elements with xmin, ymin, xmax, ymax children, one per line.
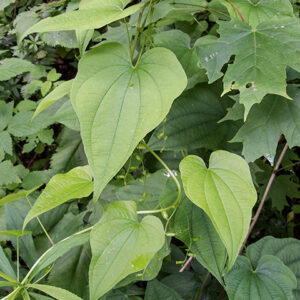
<box><xmin>179</xmin><ymin>151</ymin><xmax>257</xmax><ymax>269</ymax></box>
<box><xmin>71</xmin><ymin>42</ymin><xmax>187</xmax><ymax>201</ymax></box>
<box><xmin>89</xmin><ymin>201</ymin><xmax>165</xmax><ymax>300</ymax></box>
<box><xmin>225</xmin><ymin>255</ymin><xmax>297</xmax><ymax>300</ymax></box>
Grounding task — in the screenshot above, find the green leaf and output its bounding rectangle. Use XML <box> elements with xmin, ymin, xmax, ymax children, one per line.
<box><xmin>195</xmin><ymin>18</ymin><xmax>300</xmax><ymax>117</ymax></box>
<box><xmin>15</xmin><ymin>11</ymin><xmax>39</xmax><ymax>44</ymax></box>
<box><xmin>145</xmin><ymin>280</ymin><xmax>183</xmax><ymax>300</ymax></box>
<box><xmin>27</xmin><ymin>284</ymin><xmax>83</xmax><ymax>300</ymax></box>
<box><xmin>0</xmin><ymin>101</ymin><xmax>13</xmax><ymax>131</ymax></box>
<box><xmin>24</xmin><ymin>230</ymin><xmax>90</xmax><ymax>282</ymax></box>
<box><xmin>179</xmin><ymin>151</ymin><xmax>257</xmax><ymax>269</ymax></box>
<box><xmin>71</xmin><ymin>42</ymin><xmax>186</xmax><ymax>201</ymax></box>
<box><xmin>0</xmin><ymin>230</ymin><xmax>32</xmax><ymax>238</ymax></box>
<box><xmin>33</xmin><ymin>80</ymin><xmax>73</xmax><ymax>119</ymax></box>
<box><xmin>231</xmin><ymin>84</ymin><xmax>300</xmax><ymax>161</ymax></box>
<box><xmin>148</xmin><ymin>83</ymin><xmax>241</xmax><ymax>152</ymax></box>
<box><xmin>247</xmin><ymin>236</ymin><xmax>300</xmax><ymax>299</ymax></box>
<box><xmin>225</xmin><ymin>255</ymin><xmax>297</xmax><ymax>300</ymax></box>
<box><xmin>0</xmin><ymin>58</ymin><xmax>40</xmax><ymax>81</ymax></box>
<box><xmin>169</xmin><ymin>197</ymin><xmax>227</xmax><ymax>284</ymax></box>
<box><xmin>41</xmin><ymin>81</ymin><xmax>52</xmax><ymax>97</ymax></box>
<box><xmin>0</xmin><ymin>131</ymin><xmax>12</xmax><ymax>156</ymax></box>
<box><xmin>0</xmin><ymin>185</ymin><xmax>40</xmax><ymax>206</ymax></box>
<box><xmin>21</xmin><ymin>1</ymin><xmax>143</xmax><ymax>41</ymax></box>
<box><xmin>41</xmin><ymin>31</ymin><xmax>78</xmax><ymax>48</ymax></box>
<box><xmin>0</xmin><ymin>245</ymin><xmax>16</xmax><ymax>280</ymax></box>
<box><xmin>23</xmin><ymin>166</ymin><xmax>93</xmax><ymax>229</ymax></box>
<box><xmin>0</xmin><ymin>161</ymin><xmax>23</xmax><ymax>186</ymax></box>
<box><xmin>76</xmin><ymin>29</ymin><xmax>94</xmax><ymax>56</ymax></box>
<box><xmin>47</xmin><ymin>69</ymin><xmax>62</xmax><ymax>82</ymax></box>
<box><xmin>0</xmin><ymin>0</ymin><xmax>14</xmax><ymax>10</ymax></box>
<box><xmin>220</xmin><ymin>0</ymin><xmax>294</xmax><ymax>27</ymax></box>
<box><xmin>89</xmin><ymin>201</ymin><xmax>165</xmax><ymax>299</ymax></box>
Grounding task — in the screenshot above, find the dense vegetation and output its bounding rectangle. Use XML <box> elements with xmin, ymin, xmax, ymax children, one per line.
<box><xmin>0</xmin><ymin>0</ymin><xmax>299</xmax><ymax>299</ymax></box>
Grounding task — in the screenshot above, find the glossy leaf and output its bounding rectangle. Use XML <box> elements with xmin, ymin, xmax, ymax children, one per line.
<box><xmin>71</xmin><ymin>42</ymin><xmax>186</xmax><ymax>201</ymax></box>
<box><xmin>180</xmin><ymin>151</ymin><xmax>257</xmax><ymax>269</ymax></box>
<box><xmin>225</xmin><ymin>255</ymin><xmax>297</xmax><ymax>300</ymax></box>
<box><xmin>89</xmin><ymin>201</ymin><xmax>165</xmax><ymax>300</ymax></box>
<box><xmin>21</xmin><ymin>0</ymin><xmax>142</xmax><ymax>41</ymax></box>
<box><xmin>23</xmin><ymin>166</ymin><xmax>93</xmax><ymax>229</ymax></box>
<box><xmin>33</xmin><ymin>80</ymin><xmax>73</xmax><ymax>119</ymax></box>
<box><xmin>27</xmin><ymin>284</ymin><xmax>83</xmax><ymax>300</ymax></box>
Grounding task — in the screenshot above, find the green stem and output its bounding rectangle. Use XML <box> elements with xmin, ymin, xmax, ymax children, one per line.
<box><xmin>25</xmin><ymin>196</ymin><xmax>54</xmax><ymax>246</ymax></box>
<box><xmin>16</xmin><ymin>237</ymin><xmax>20</xmax><ymax>282</ymax></box>
<box><xmin>124</xmin><ymin>18</ymin><xmax>132</xmax><ymax>56</ymax></box>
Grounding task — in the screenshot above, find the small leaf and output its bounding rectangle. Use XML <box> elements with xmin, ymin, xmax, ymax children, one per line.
<box><xmin>33</xmin><ymin>80</ymin><xmax>73</xmax><ymax>119</ymax></box>
<box><xmin>179</xmin><ymin>151</ymin><xmax>257</xmax><ymax>269</ymax></box>
<box><xmin>41</xmin><ymin>81</ymin><xmax>52</xmax><ymax>97</ymax></box>
<box><xmin>27</xmin><ymin>284</ymin><xmax>83</xmax><ymax>300</ymax></box>
<box><xmin>89</xmin><ymin>201</ymin><xmax>165</xmax><ymax>300</ymax></box>
<box><xmin>225</xmin><ymin>255</ymin><xmax>297</xmax><ymax>300</ymax></box>
<box><xmin>0</xmin><ymin>101</ymin><xmax>13</xmax><ymax>131</ymax></box>
<box><xmin>0</xmin><ymin>131</ymin><xmax>12</xmax><ymax>155</ymax></box>
<box><xmin>71</xmin><ymin>42</ymin><xmax>186</xmax><ymax>201</ymax></box>
<box><xmin>21</xmin><ymin>1</ymin><xmax>143</xmax><ymax>41</ymax></box>
<box><xmin>0</xmin><ymin>230</ymin><xmax>32</xmax><ymax>238</ymax></box>
<box><xmin>0</xmin><ymin>186</ymin><xmax>41</xmax><ymax>206</ymax></box>
<box><xmin>23</xmin><ymin>166</ymin><xmax>93</xmax><ymax>229</ymax></box>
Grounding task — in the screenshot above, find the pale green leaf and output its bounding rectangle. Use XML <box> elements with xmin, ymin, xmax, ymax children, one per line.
<box><xmin>225</xmin><ymin>255</ymin><xmax>297</xmax><ymax>300</ymax></box>
<box><xmin>0</xmin><ymin>101</ymin><xmax>13</xmax><ymax>131</ymax></box>
<box><xmin>14</xmin><ymin>11</ymin><xmax>39</xmax><ymax>44</ymax></box>
<box><xmin>27</xmin><ymin>284</ymin><xmax>83</xmax><ymax>300</ymax></box>
<box><xmin>33</xmin><ymin>80</ymin><xmax>73</xmax><ymax>119</ymax></box>
<box><xmin>179</xmin><ymin>151</ymin><xmax>257</xmax><ymax>269</ymax></box>
<box><xmin>71</xmin><ymin>42</ymin><xmax>186</xmax><ymax>201</ymax></box>
<box><xmin>41</xmin><ymin>81</ymin><xmax>52</xmax><ymax>97</ymax></box>
<box><xmin>21</xmin><ymin>1</ymin><xmax>143</xmax><ymax>41</ymax></box>
<box><xmin>0</xmin><ymin>131</ymin><xmax>12</xmax><ymax>155</ymax></box>
<box><xmin>89</xmin><ymin>201</ymin><xmax>165</xmax><ymax>300</ymax></box>
<box><xmin>0</xmin><ymin>230</ymin><xmax>32</xmax><ymax>238</ymax></box>
<box><xmin>232</xmin><ymin>85</ymin><xmax>300</xmax><ymax>162</ymax></box>
<box><xmin>0</xmin><ymin>0</ymin><xmax>14</xmax><ymax>10</ymax></box>
<box><xmin>2</xmin><ymin>287</ymin><xmax>22</xmax><ymax>300</ymax></box>
<box><xmin>0</xmin><ymin>58</ymin><xmax>40</xmax><ymax>81</ymax></box>
<box><xmin>76</xmin><ymin>29</ymin><xmax>94</xmax><ymax>55</ymax></box>
<box><xmin>41</xmin><ymin>31</ymin><xmax>78</xmax><ymax>48</ymax></box>
<box><xmin>23</xmin><ymin>166</ymin><xmax>93</xmax><ymax>229</ymax></box>
<box><xmin>247</xmin><ymin>236</ymin><xmax>300</xmax><ymax>299</ymax></box>
<box><xmin>145</xmin><ymin>280</ymin><xmax>183</xmax><ymax>300</ymax></box>
<box><xmin>220</xmin><ymin>0</ymin><xmax>294</xmax><ymax>27</ymax></box>
<box><xmin>0</xmin><ymin>161</ymin><xmax>22</xmax><ymax>186</ymax></box>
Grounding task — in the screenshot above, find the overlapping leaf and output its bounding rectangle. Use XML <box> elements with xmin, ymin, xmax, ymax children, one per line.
<box><xmin>71</xmin><ymin>42</ymin><xmax>186</xmax><ymax>201</ymax></box>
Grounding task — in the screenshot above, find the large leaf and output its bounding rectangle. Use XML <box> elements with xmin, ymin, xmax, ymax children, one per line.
<box><xmin>89</xmin><ymin>201</ymin><xmax>165</xmax><ymax>300</ymax></box>
<box><xmin>71</xmin><ymin>42</ymin><xmax>186</xmax><ymax>201</ymax></box>
<box><xmin>169</xmin><ymin>197</ymin><xmax>227</xmax><ymax>284</ymax></box>
<box><xmin>220</xmin><ymin>0</ymin><xmax>294</xmax><ymax>27</ymax></box>
<box><xmin>148</xmin><ymin>83</ymin><xmax>241</xmax><ymax>152</ymax></box>
<box><xmin>247</xmin><ymin>236</ymin><xmax>300</xmax><ymax>299</ymax></box>
<box><xmin>23</xmin><ymin>166</ymin><xmax>93</xmax><ymax>229</ymax></box>
<box><xmin>179</xmin><ymin>151</ymin><xmax>257</xmax><ymax>269</ymax></box>
<box><xmin>195</xmin><ymin>17</ymin><xmax>300</xmax><ymax>117</ymax></box>
<box><xmin>145</xmin><ymin>280</ymin><xmax>183</xmax><ymax>300</ymax></box>
<box><xmin>231</xmin><ymin>84</ymin><xmax>300</xmax><ymax>161</ymax></box>
<box><xmin>21</xmin><ymin>0</ymin><xmax>142</xmax><ymax>41</ymax></box>
<box><xmin>224</xmin><ymin>255</ymin><xmax>297</xmax><ymax>300</ymax></box>
<box><xmin>27</xmin><ymin>284</ymin><xmax>83</xmax><ymax>300</ymax></box>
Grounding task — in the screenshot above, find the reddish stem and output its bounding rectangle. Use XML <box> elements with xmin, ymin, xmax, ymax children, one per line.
<box><xmin>226</xmin><ymin>0</ymin><xmax>245</xmax><ymax>22</ymax></box>
<box><xmin>179</xmin><ymin>256</ymin><xmax>193</xmax><ymax>272</ymax></box>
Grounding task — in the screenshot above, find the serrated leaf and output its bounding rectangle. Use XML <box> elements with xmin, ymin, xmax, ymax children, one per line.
<box><xmin>195</xmin><ymin>18</ymin><xmax>300</xmax><ymax>117</ymax></box>
<box><xmin>247</xmin><ymin>236</ymin><xmax>300</xmax><ymax>299</ymax></box>
<box><xmin>21</xmin><ymin>0</ymin><xmax>143</xmax><ymax>41</ymax></box>
<box><xmin>89</xmin><ymin>201</ymin><xmax>165</xmax><ymax>300</ymax></box>
<box><xmin>220</xmin><ymin>0</ymin><xmax>294</xmax><ymax>27</ymax></box>
<box><xmin>41</xmin><ymin>31</ymin><xmax>78</xmax><ymax>48</ymax></box>
<box><xmin>0</xmin><ymin>58</ymin><xmax>40</xmax><ymax>81</ymax></box>
<box><xmin>33</xmin><ymin>80</ymin><xmax>73</xmax><ymax>119</ymax></box>
<box><xmin>179</xmin><ymin>151</ymin><xmax>257</xmax><ymax>269</ymax></box>
<box><xmin>148</xmin><ymin>83</ymin><xmax>241</xmax><ymax>152</ymax></box>
<box><xmin>0</xmin><ymin>161</ymin><xmax>22</xmax><ymax>186</ymax></box>
<box><xmin>225</xmin><ymin>255</ymin><xmax>297</xmax><ymax>300</ymax></box>
<box><xmin>0</xmin><ymin>131</ymin><xmax>12</xmax><ymax>155</ymax></box>
<box><xmin>27</xmin><ymin>284</ymin><xmax>83</xmax><ymax>300</ymax></box>
<box><xmin>145</xmin><ymin>280</ymin><xmax>183</xmax><ymax>300</ymax></box>
<box><xmin>0</xmin><ymin>101</ymin><xmax>13</xmax><ymax>131</ymax></box>
<box><xmin>71</xmin><ymin>42</ymin><xmax>186</xmax><ymax>201</ymax></box>
<box><xmin>23</xmin><ymin>166</ymin><xmax>93</xmax><ymax>229</ymax></box>
<box><xmin>232</xmin><ymin>85</ymin><xmax>300</xmax><ymax>161</ymax></box>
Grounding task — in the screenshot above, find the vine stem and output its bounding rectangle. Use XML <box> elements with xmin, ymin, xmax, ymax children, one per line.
<box><xmin>239</xmin><ymin>143</ymin><xmax>289</xmax><ymax>253</ymax></box>
<box><xmin>179</xmin><ymin>256</ymin><xmax>193</xmax><ymax>272</ymax></box>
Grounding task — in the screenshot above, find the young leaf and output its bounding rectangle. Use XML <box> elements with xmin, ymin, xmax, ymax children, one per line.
<box><xmin>225</xmin><ymin>255</ymin><xmax>297</xmax><ymax>300</ymax></box>
<box><xmin>145</xmin><ymin>279</ymin><xmax>183</xmax><ymax>300</ymax></box>
<box><xmin>247</xmin><ymin>236</ymin><xmax>300</xmax><ymax>299</ymax></box>
<box><xmin>231</xmin><ymin>84</ymin><xmax>300</xmax><ymax>162</ymax></box>
<box><xmin>71</xmin><ymin>42</ymin><xmax>187</xmax><ymax>201</ymax></box>
<box><xmin>179</xmin><ymin>151</ymin><xmax>257</xmax><ymax>270</ymax></box>
<box><xmin>89</xmin><ymin>201</ymin><xmax>165</xmax><ymax>300</ymax></box>
<box><xmin>23</xmin><ymin>166</ymin><xmax>93</xmax><ymax>229</ymax></box>
<box><xmin>21</xmin><ymin>0</ymin><xmax>143</xmax><ymax>41</ymax></box>
<box><xmin>32</xmin><ymin>80</ymin><xmax>73</xmax><ymax>119</ymax></box>
<box><xmin>27</xmin><ymin>284</ymin><xmax>83</xmax><ymax>300</ymax></box>
<box><xmin>195</xmin><ymin>18</ymin><xmax>300</xmax><ymax>117</ymax></box>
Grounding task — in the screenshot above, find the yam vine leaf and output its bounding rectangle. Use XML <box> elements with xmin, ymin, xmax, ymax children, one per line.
<box><xmin>20</xmin><ymin>0</ymin><xmax>142</xmax><ymax>41</ymax></box>
<box><xmin>89</xmin><ymin>201</ymin><xmax>165</xmax><ymax>300</ymax></box>
<box><xmin>195</xmin><ymin>17</ymin><xmax>300</xmax><ymax>117</ymax></box>
<box><xmin>71</xmin><ymin>42</ymin><xmax>186</xmax><ymax>201</ymax></box>
<box><xmin>180</xmin><ymin>151</ymin><xmax>257</xmax><ymax>270</ymax></box>
<box><xmin>231</xmin><ymin>85</ymin><xmax>300</xmax><ymax>162</ymax></box>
